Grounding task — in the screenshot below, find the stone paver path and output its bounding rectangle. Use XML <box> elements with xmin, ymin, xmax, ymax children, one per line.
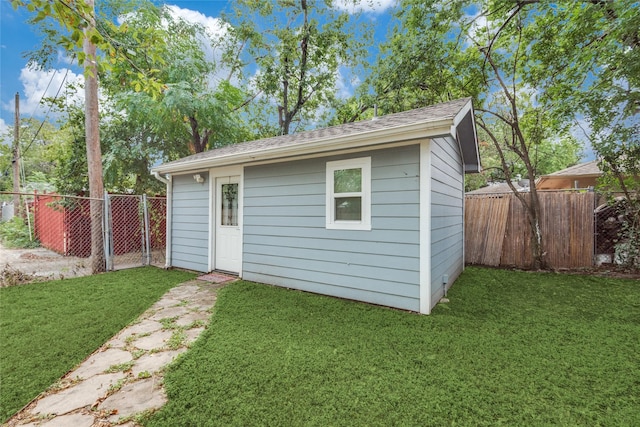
<box><xmin>5</xmin><ymin>277</ymin><xmax>233</xmax><ymax>427</ymax></box>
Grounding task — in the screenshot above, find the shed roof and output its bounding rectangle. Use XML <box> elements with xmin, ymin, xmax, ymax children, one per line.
<box><xmin>153</xmin><ymin>97</ymin><xmax>480</xmax><ymax>175</ymax></box>
<box><xmin>540</xmin><ymin>161</ymin><xmax>602</xmax><ymax>178</ymax></box>
<box><xmin>535</xmin><ymin>161</ymin><xmax>602</xmax><ymax>189</ymax></box>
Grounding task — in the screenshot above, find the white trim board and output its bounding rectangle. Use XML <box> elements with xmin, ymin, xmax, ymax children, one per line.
<box><xmin>419</xmin><ymin>140</ymin><xmax>432</xmax><ymax>314</ymax></box>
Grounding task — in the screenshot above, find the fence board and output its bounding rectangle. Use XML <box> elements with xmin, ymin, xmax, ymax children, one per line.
<box><xmin>501</xmin><ymin>194</ymin><xmax>533</xmax><ymax>268</ymax></box>
<box><xmin>464</xmin><ymin>195</ymin><xmax>510</xmax><ymax>266</ymax></box>
<box><xmin>465</xmin><ymin>191</ymin><xmax>595</xmax><ymax>269</ymax></box>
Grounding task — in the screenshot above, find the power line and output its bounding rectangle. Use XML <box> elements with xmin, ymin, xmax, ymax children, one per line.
<box><xmin>21</xmin><ymin>60</ymin><xmax>74</xmax><ymax>158</ymax></box>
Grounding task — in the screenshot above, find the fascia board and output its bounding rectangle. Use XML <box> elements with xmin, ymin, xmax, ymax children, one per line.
<box><xmin>453</xmin><ymin>99</ymin><xmax>481</xmax><ymax>174</ymax></box>
<box><xmin>152</xmin><ymin>119</ymin><xmax>454</xmax><ymax>174</ymax></box>
<box><xmin>452</xmin><ymin>99</ymin><xmax>473</xmax><ymax>127</ymax></box>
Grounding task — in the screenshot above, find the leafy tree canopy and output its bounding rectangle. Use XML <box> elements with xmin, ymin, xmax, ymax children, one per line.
<box><xmin>223</xmin><ymin>0</ymin><xmax>371</xmax><ymax>135</ymax></box>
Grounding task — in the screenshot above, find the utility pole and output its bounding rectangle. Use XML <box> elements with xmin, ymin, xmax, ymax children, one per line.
<box><xmin>84</xmin><ymin>0</ymin><xmax>106</xmax><ymax>273</ymax></box>
<box><xmin>12</xmin><ymin>92</ymin><xmax>21</xmax><ymax>218</ymax></box>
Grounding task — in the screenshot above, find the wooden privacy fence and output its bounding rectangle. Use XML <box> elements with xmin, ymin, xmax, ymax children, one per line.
<box><xmin>465</xmin><ymin>191</ymin><xmax>596</xmax><ymax>269</ymax></box>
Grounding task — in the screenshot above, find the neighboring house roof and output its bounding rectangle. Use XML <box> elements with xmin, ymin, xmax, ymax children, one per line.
<box><xmin>536</xmin><ymin>161</ymin><xmax>602</xmax><ymax>190</ymax></box>
<box><xmin>152</xmin><ymin>98</ymin><xmax>480</xmax><ymax>175</ymax></box>
<box><xmin>466</xmin><ymin>180</ymin><xmax>530</xmax><ymax>195</ymax></box>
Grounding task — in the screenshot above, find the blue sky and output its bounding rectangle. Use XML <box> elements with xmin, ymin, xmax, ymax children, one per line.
<box><xmin>0</xmin><ymin>0</ymin><xmax>397</xmax><ymax>138</ymax></box>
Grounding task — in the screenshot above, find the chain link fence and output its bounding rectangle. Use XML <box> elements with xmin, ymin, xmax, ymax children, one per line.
<box><xmin>594</xmin><ymin>196</ymin><xmax>640</xmax><ymax>269</ymax></box>
<box><xmin>0</xmin><ymin>191</ymin><xmax>166</xmax><ymax>285</ymax></box>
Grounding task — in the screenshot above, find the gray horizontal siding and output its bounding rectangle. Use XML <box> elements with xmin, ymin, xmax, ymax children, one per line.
<box><xmin>243</xmin><ymin>145</ymin><xmax>421</xmax><ymax>312</ymax></box>
<box><xmin>170</xmin><ymin>173</ymin><xmax>209</xmax><ymax>272</ymax></box>
<box><xmin>430</xmin><ymin>136</ymin><xmax>464</xmax><ymax>303</ymax></box>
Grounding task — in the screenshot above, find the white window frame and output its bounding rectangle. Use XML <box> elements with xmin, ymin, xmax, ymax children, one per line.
<box><xmin>326</xmin><ymin>157</ymin><xmax>371</xmax><ymax>230</ymax></box>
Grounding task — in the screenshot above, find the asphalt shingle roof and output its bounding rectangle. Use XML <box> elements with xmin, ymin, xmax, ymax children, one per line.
<box><xmin>542</xmin><ymin>160</ymin><xmax>602</xmax><ymax>177</ymax></box>
<box><xmin>156</xmin><ymin>97</ymin><xmax>472</xmax><ymax>171</ymax></box>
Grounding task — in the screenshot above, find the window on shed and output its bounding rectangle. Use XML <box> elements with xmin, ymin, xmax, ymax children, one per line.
<box><xmin>326</xmin><ymin>157</ymin><xmax>371</xmax><ymax>230</ymax></box>
<box><xmin>221</xmin><ymin>183</ymin><xmax>238</xmax><ymax>226</ymax></box>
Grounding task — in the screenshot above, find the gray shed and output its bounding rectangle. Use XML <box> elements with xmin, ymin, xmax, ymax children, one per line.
<box><xmin>152</xmin><ymin>97</ymin><xmax>480</xmax><ymax>314</ymax></box>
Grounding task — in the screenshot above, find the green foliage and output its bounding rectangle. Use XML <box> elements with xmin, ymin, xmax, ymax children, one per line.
<box><xmin>464</xmin><ymin>172</ymin><xmax>486</xmax><ymax>192</ymax></box>
<box><xmin>0</xmin><ymin>118</ymin><xmax>69</xmax><ymax>192</ymax></box>
<box><xmin>354</xmin><ymin>0</ymin><xmax>639</xmax><ymax>268</ymax></box>
<box><xmin>12</xmin><ymin>0</ymin><xmax>169</xmax><ymax>97</ymax></box>
<box><xmin>42</xmin><ymin>101</ymin><xmax>89</xmax><ymax>195</ymax></box>
<box><xmin>100</xmin><ymin>4</ymin><xmax>250</xmax><ymax>160</ymax></box>
<box><xmin>224</xmin><ymin>0</ymin><xmax>371</xmax><ymax>135</ymax></box>
<box><xmin>148</xmin><ymin>269</ymin><xmax>640</xmax><ymax>426</ymax></box>
<box><xmin>0</xmin><ymin>267</ymin><xmax>195</xmax><ymax>422</ymax></box>
<box><xmin>0</xmin><ymin>140</ymin><xmax>12</xmax><ymax>192</ymax></box>
<box><xmin>0</xmin><ymin>216</ymin><xmax>39</xmax><ymax>249</ymax></box>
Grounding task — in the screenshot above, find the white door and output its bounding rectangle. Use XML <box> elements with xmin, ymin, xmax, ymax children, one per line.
<box><xmin>215</xmin><ymin>176</ymin><xmax>241</xmax><ymax>273</ymax></box>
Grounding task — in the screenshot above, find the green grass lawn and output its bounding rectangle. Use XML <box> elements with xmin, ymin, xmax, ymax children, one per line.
<box><xmin>146</xmin><ymin>267</ymin><xmax>639</xmax><ymax>427</ymax></box>
<box><xmin>0</xmin><ymin>266</ymin><xmax>195</xmax><ymax>422</ymax></box>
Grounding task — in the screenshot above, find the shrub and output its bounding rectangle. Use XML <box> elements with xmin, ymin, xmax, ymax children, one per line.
<box><xmin>0</xmin><ymin>216</ymin><xmax>39</xmax><ymax>249</ymax></box>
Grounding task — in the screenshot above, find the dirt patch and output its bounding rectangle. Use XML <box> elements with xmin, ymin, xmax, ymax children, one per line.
<box><xmin>0</xmin><ymin>241</ymin><xmax>90</xmax><ymax>285</ymax></box>
<box><xmin>19</xmin><ymin>252</ymin><xmax>57</xmax><ymax>260</ymax></box>
<box><xmin>0</xmin><ymin>241</ymin><xmax>167</xmax><ymax>287</ymax></box>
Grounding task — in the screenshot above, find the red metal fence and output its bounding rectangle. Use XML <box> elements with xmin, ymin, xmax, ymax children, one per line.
<box><xmin>1</xmin><ymin>191</ymin><xmax>167</xmax><ymax>281</ymax></box>
<box><xmin>33</xmin><ymin>194</ymin><xmax>92</xmax><ymax>257</ymax></box>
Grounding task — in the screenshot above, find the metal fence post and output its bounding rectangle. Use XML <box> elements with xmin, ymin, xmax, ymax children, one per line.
<box><xmin>143</xmin><ymin>194</ymin><xmax>151</xmax><ymax>266</ymax></box>
<box><xmin>103</xmin><ymin>191</ymin><xmax>114</xmax><ymax>271</ymax></box>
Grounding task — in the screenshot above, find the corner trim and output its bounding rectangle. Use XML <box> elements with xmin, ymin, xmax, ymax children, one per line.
<box><xmin>419</xmin><ymin>140</ymin><xmax>432</xmax><ymax>314</ymax></box>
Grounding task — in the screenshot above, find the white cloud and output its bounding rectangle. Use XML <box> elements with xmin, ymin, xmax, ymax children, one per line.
<box><xmin>164</xmin><ymin>5</ymin><xmax>237</xmax><ymax>87</ymax></box>
<box><xmin>332</xmin><ymin>0</ymin><xmax>397</xmax><ymax>14</ymax></box>
<box><xmin>0</xmin><ymin>118</ymin><xmax>8</xmax><ymax>141</ymax></box>
<box><xmin>56</xmin><ymin>50</ymin><xmax>76</xmax><ymax>66</ymax></box>
<box><xmin>165</xmin><ymin>5</ymin><xmax>228</xmax><ymax>39</ymax></box>
<box><xmin>2</xmin><ymin>66</ymin><xmax>84</xmax><ymax>118</ymax></box>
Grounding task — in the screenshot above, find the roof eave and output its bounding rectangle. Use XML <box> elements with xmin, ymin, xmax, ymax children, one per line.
<box><xmin>453</xmin><ymin>100</ymin><xmax>481</xmax><ymax>174</ymax></box>
<box><xmin>152</xmin><ymin>118</ymin><xmax>455</xmax><ymax>175</ymax></box>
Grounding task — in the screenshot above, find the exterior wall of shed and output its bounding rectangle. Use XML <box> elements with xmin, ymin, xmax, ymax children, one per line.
<box><xmin>430</xmin><ymin>136</ymin><xmax>465</xmax><ymax>303</ymax></box>
<box><xmin>170</xmin><ymin>172</ymin><xmax>210</xmax><ymax>272</ymax></box>
<box><xmin>242</xmin><ymin>145</ymin><xmax>422</xmax><ymax>312</ymax></box>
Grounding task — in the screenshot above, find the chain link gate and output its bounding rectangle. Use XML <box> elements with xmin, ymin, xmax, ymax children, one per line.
<box><xmin>103</xmin><ymin>194</ymin><xmax>166</xmax><ymax>271</ymax></box>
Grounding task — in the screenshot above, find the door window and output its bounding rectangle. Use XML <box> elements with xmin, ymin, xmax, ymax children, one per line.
<box><xmin>221</xmin><ymin>183</ymin><xmax>238</xmax><ymax>226</ymax></box>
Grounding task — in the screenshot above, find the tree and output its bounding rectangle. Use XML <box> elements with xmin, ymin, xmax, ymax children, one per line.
<box><xmin>506</xmin><ymin>0</ymin><xmax>639</xmax><ymax>267</ymax></box>
<box><xmin>353</xmin><ymin>0</ymin><xmax>636</xmax><ymax>269</ymax></box>
<box><xmin>12</xmin><ymin>0</ymin><xmax>171</xmax><ymax>273</ymax></box>
<box><xmin>466</xmin><ymin>130</ymin><xmax>582</xmax><ymax>192</ymax></box>
<box><xmin>0</xmin><ymin>118</ymin><xmax>68</xmax><ymax>192</ymax></box>
<box><xmin>101</xmin><ymin>4</ymin><xmax>249</xmax><ymax>155</ymax></box>
<box><xmin>351</xmin><ymin>0</ymin><xmax>548</xmax><ymax>268</ymax></box>
<box><xmin>225</xmin><ymin>0</ymin><xmax>370</xmax><ymax>135</ymax></box>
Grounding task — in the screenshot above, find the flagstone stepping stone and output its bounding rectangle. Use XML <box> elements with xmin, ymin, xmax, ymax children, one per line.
<box><xmin>130</xmin><ymin>349</ymin><xmax>186</xmax><ymax>377</ymax></box>
<box><xmin>99</xmin><ymin>378</ymin><xmax>167</xmax><ymax>421</ymax></box>
<box><xmin>33</xmin><ymin>373</ymin><xmax>125</xmax><ymax>416</ymax></box>
<box><xmin>70</xmin><ymin>349</ymin><xmax>132</xmax><ymax>379</ymax></box>
<box><xmin>148</xmin><ymin>305</ymin><xmax>190</xmax><ymax>321</ymax></box>
<box><xmin>132</xmin><ymin>330</ymin><xmax>173</xmax><ymax>351</ymax></box>
<box><xmin>122</xmin><ymin>319</ymin><xmax>163</xmax><ymax>336</ymax></box>
<box><xmin>39</xmin><ymin>413</ymin><xmax>94</xmax><ymax>427</ymax></box>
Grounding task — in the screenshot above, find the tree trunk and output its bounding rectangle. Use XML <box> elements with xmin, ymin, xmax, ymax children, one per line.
<box><xmin>525</xmin><ymin>186</ymin><xmax>546</xmax><ymax>270</ymax></box>
<box><xmin>84</xmin><ymin>0</ymin><xmax>105</xmax><ymax>274</ymax></box>
<box><xmin>477</xmin><ymin>117</ymin><xmax>547</xmax><ymax>270</ymax></box>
